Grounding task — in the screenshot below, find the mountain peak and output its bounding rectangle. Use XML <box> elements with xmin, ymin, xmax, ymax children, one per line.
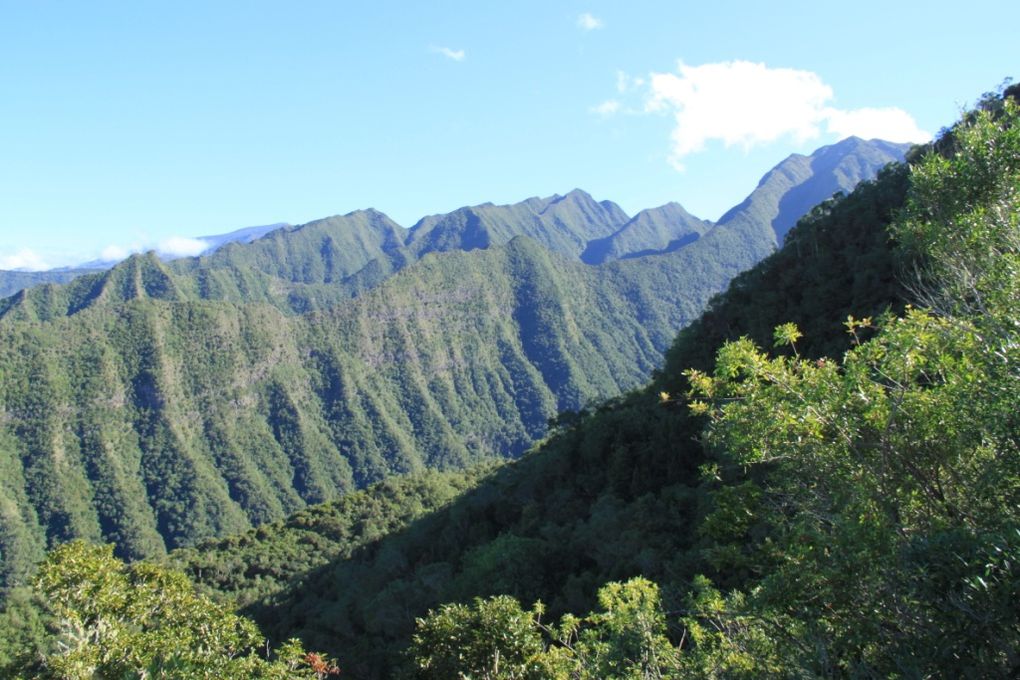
<box><xmin>716</xmin><ymin>137</ymin><xmax>911</xmax><ymax>244</ymax></box>
<box><xmin>580</xmin><ymin>201</ymin><xmax>711</xmax><ymax>264</ymax></box>
<box><xmin>562</xmin><ymin>187</ymin><xmax>594</xmax><ymax>200</ymax></box>
<box><xmin>406</xmin><ymin>190</ymin><xmax>628</xmax><ymax>260</ymax></box>
<box><xmin>343</xmin><ymin>207</ymin><xmax>395</xmax><ymax>222</ymax></box>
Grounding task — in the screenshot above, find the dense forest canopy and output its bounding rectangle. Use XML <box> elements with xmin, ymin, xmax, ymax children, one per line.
<box><xmin>278</xmin><ymin>87</ymin><xmax>1017</xmax><ymax>677</ymax></box>
<box><xmin>1</xmin><ymin>85</ymin><xmax>1016</xmax><ymax>678</ymax></box>
<box><xmin>393</xmin><ymin>86</ymin><xmax>1020</xmax><ymax>679</ymax></box>
<box><xmin>0</xmin><ymin>137</ymin><xmax>903</xmax><ymax>598</ymax></box>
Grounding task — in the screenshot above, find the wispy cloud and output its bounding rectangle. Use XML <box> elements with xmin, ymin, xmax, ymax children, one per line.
<box><xmin>591</xmin><ymin>99</ymin><xmax>621</xmax><ymax>116</ymax></box>
<box><xmin>157</xmin><ymin>236</ymin><xmax>209</xmax><ymax>258</ymax></box>
<box><xmin>431</xmin><ymin>45</ymin><xmax>466</xmax><ymax>61</ymax></box>
<box><xmin>645</xmin><ymin>60</ymin><xmax>930</xmax><ymax>169</ymax></box>
<box><xmin>616</xmin><ymin>70</ymin><xmax>644</xmax><ymax>94</ymax></box>
<box><xmin>100</xmin><ymin>235</ymin><xmax>210</xmax><ymax>263</ymax></box>
<box><xmin>0</xmin><ymin>235</ymin><xmax>214</xmax><ymax>272</ymax></box>
<box><xmin>0</xmin><ymin>248</ymin><xmax>49</xmax><ymax>271</ymax></box>
<box><xmin>100</xmin><ymin>244</ymin><xmax>136</xmax><ymax>262</ymax></box>
<box><xmin>577</xmin><ymin>12</ymin><xmax>603</xmax><ymax>31</ymax></box>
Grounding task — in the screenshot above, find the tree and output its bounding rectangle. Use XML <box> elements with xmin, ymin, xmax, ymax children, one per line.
<box><xmin>24</xmin><ymin>540</ymin><xmax>336</xmax><ymax>679</ymax></box>
<box><xmin>409</xmin><ymin>594</ymin><xmax>545</xmax><ymax>680</ymax></box>
<box><xmin>684</xmin><ymin>95</ymin><xmax>1020</xmax><ymax>676</ymax></box>
<box><xmin>540</xmin><ymin>577</ymin><xmax>681</xmax><ymax>680</ymax></box>
<box><xmin>410</xmin><ymin>578</ymin><xmax>685</xmax><ymax>680</ymax></box>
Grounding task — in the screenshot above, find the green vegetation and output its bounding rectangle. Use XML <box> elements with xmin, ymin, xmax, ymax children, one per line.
<box><xmin>155</xmin><ymin>91</ymin><xmax>1018</xmax><ymax>677</ymax></box>
<box><xmin>409</xmin><ymin>577</ymin><xmax>681</xmax><ymax>680</ymax></box>
<box><xmin>170</xmin><ymin>469</ymin><xmax>490</xmax><ymax>609</ymax></box>
<box><xmin>158</xmin><ymin>133</ymin><xmax>916</xmax><ymax>677</ymax></box>
<box><xmin>0</xmin><ymin>226</ymin><xmax>771</xmax><ymax>591</ymax></box>
<box><xmin>407</xmin><ymin>85</ymin><xmax>1020</xmax><ymax>678</ymax></box>
<box><xmin>681</xmin><ymin>92</ymin><xmax>1020</xmax><ymax>675</ymax></box>
<box><xmin>0</xmin><ymin>123</ymin><xmax>913</xmax><ymax>674</ymax></box>
<box><xmin>2</xmin><ymin>541</ymin><xmax>336</xmax><ymax>678</ymax></box>
<box><xmin>410</xmin><ymin>594</ymin><xmax>546</xmax><ymax>679</ymax></box>
<box><xmin>2</xmin><ymin>138</ymin><xmax>901</xmax><ymax>589</ymax></box>
<box><xmin>193</xmin><ymin>210</ymin><xmax>406</xmax><ymax>285</ymax></box>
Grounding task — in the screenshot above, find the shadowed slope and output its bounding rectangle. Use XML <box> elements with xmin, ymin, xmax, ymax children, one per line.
<box><xmin>173</xmin><ymin>162</ymin><xmax>914</xmax><ymax>678</ymax></box>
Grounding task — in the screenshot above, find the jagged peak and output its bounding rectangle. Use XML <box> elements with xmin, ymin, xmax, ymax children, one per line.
<box><xmin>629</xmin><ymin>201</ymin><xmax>699</xmax><ymax>220</ymax></box>
<box><xmin>340</xmin><ymin>207</ymin><xmax>401</xmax><ymax>223</ymax></box>
<box><xmin>295</xmin><ymin>207</ymin><xmax>401</xmax><ymax>231</ymax></box>
<box><xmin>562</xmin><ymin>187</ymin><xmax>596</xmax><ymax>201</ymax></box>
<box><xmin>420</xmin><ymin>189</ymin><xmax>603</xmax><ymax>220</ymax></box>
<box><xmin>538</xmin><ymin>188</ymin><xmax>599</xmax><ymax>214</ymax></box>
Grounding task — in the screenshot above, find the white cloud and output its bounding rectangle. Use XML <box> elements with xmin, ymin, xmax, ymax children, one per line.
<box><xmin>591</xmin><ymin>99</ymin><xmax>621</xmax><ymax>116</ymax></box>
<box><xmin>101</xmin><ymin>244</ymin><xmax>134</xmax><ymax>262</ymax></box>
<box><xmin>616</xmin><ymin>70</ymin><xmax>645</xmax><ymax>94</ymax></box>
<box><xmin>647</xmin><ymin>61</ymin><xmax>832</xmax><ymax>168</ymax></box>
<box><xmin>644</xmin><ymin>60</ymin><xmax>930</xmax><ymax>170</ymax></box>
<box><xmin>824</xmin><ymin>106</ymin><xmax>930</xmax><ymax>143</ymax></box>
<box><xmin>431</xmin><ymin>45</ymin><xmax>466</xmax><ymax>61</ymax></box>
<box><xmin>157</xmin><ymin>236</ymin><xmax>210</xmax><ymax>258</ymax></box>
<box><xmin>0</xmin><ymin>248</ymin><xmax>49</xmax><ymax>271</ymax></box>
<box><xmin>98</xmin><ymin>235</ymin><xmax>209</xmax><ymax>263</ymax></box>
<box><xmin>577</xmin><ymin>12</ymin><xmax>603</xmax><ymax>31</ymax></box>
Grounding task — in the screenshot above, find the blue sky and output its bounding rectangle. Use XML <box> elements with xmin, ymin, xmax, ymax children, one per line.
<box><xmin>1</xmin><ymin>0</ymin><xmax>1017</xmax><ymax>269</ymax></box>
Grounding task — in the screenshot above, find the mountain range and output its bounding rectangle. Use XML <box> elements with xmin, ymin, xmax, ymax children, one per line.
<box><xmin>155</xmin><ymin>89</ymin><xmax>1020</xmax><ymax>677</ymax></box>
<box><xmin>0</xmin><ymin>136</ymin><xmax>905</xmax><ymax>299</ymax></box>
<box><xmin>171</xmin><ymin>144</ymin><xmax>921</xmax><ymax>677</ymax></box>
<box><xmin>0</xmin><ymin>224</ymin><xmax>291</xmax><ymax>299</ymax></box>
<box><xmin>0</xmin><ymin>137</ymin><xmax>909</xmax><ymax>591</ymax></box>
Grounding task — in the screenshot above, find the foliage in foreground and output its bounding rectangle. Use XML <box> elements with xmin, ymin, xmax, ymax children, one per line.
<box><xmin>404</xmin><ymin>88</ymin><xmax>1020</xmax><ymax>678</ymax></box>
<box><xmin>2</xmin><ymin>541</ymin><xmax>336</xmax><ymax>679</ymax></box>
<box><xmin>172</xmin><ymin>102</ymin><xmax>917</xmax><ymax>678</ymax></box>
<box><xmin>410</xmin><ymin>577</ymin><xmax>685</xmax><ymax>680</ymax></box>
<box><xmin>681</xmin><ymin>92</ymin><xmax>1020</xmax><ymax>676</ymax></box>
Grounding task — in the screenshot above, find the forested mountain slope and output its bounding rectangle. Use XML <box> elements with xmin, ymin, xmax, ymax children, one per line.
<box><xmin>167</xmin><ymin>91</ymin><xmax>1020</xmax><ymax>678</ymax></box>
<box><xmin>718</xmin><ymin>136</ymin><xmax>911</xmax><ymax>244</ymax></box>
<box><xmin>406</xmin><ymin>189</ymin><xmax>630</xmax><ymax>260</ymax></box>
<box><xmin>0</xmin><ymin>137</ymin><xmax>906</xmax><ymax>596</ymax></box>
<box><xmin>172</xmin><ymin>152</ymin><xmax>917</xmax><ymax>678</ymax></box>
<box><xmin>1</xmin><ymin>80</ymin><xmax>1013</xmax><ymax>679</ymax></box>
<box><xmin>0</xmin><ymin>138</ymin><xmax>907</xmax><ymax>305</ymax></box>
<box><xmin>184</xmin><ymin>210</ymin><xmax>408</xmax><ymax>285</ymax></box>
<box><xmin>581</xmin><ymin>202</ymin><xmax>713</xmax><ymax>264</ymax></box>
<box><xmin>0</xmin><ymin>224</ymin><xmax>765</xmax><ymax>588</ymax></box>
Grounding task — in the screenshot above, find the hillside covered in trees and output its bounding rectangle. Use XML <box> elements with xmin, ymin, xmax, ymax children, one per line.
<box><xmin>159</xmin><ymin>87</ymin><xmax>1018</xmax><ymax>677</ymax></box>
<box><xmin>2</xmin><ymin>87</ymin><xmax>1014</xmax><ymax>678</ymax></box>
<box><xmin>0</xmin><ymin>139</ymin><xmax>905</xmax><ymax>595</ymax></box>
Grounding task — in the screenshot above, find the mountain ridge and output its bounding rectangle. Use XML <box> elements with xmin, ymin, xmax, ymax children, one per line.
<box><xmin>0</xmin><ymin>230</ymin><xmax>769</xmax><ymax>584</ymax></box>
<box><xmin>179</xmin><ymin>159</ymin><xmax>919</xmax><ymax>679</ymax></box>
<box><xmin>717</xmin><ymin>137</ymin><xmax>912</xmax><ymax>244</ymax></box>
<box><xmin>172</xmin><ymin>89</ymin><xmax>1020</xmax><ymax>680</ymax></box>
<box><xmin>0</xmin><ymin>137</ymin><xmax>909</xmax><ymax>301</ymax></box>
<box><xmin>0</xmin><ymin>136</ymin><xmax>909</xmax><ymax>592</ymax></box>
<box><xmin>581</xmin><ymin>201</ymin><xmax>713</xmax><ymax>264</ymax></box>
